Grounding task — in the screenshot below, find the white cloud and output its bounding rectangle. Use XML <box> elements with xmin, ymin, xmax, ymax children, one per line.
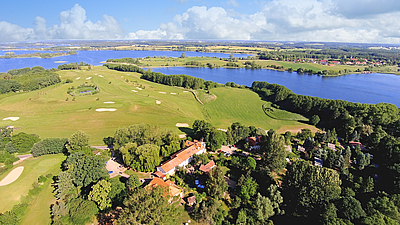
<box><xmin>2</xmin><ymin>1</ymin><xmax>400</xmax><ymax>43</ymax></box>
<box><xmin>0</xmin><ymin>4</ymin><xmax>124</xmax><ymax>42</ymax></box>
<box><xmin>226</xmin><ymin>0</ymin><xmax>239</xmax><ymax>8</ymax></box>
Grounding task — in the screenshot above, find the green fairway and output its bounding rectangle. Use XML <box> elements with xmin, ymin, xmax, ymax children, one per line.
<box><xmin>201</xmin><ymin>87</ymin><xmax>313</xmax><ymax>131</ymax></box>
<box><xmin>0</xmin><ymin>154</ymin><xmax>65</xmax><ymax>213</ymax></box>
<box><xmin>0</xmin><ymin>66</ymin><xmax>314</xmax><ymax>144</ymax></box>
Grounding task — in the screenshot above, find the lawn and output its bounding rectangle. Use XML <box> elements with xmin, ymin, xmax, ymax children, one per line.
<box><xmin>201</xmin><ymin>87</ymin><xmax>315</xmax><ymax>132</ymax></box>
<box><xmin>0</xmin><ymin>66</ymin><xmax>315</xmax><ymax>144</ymax></box>
<box><xmin>0</xmin><ymin>154</ymin><xmax>66</xmax><ymax>213</ymax></box>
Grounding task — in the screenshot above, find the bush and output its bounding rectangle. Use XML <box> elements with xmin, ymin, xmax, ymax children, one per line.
<box><xmin>31</xmin><ymin>138</ymin><xmax>68</xmax><ymax>157</ymax></box>
<box><xmin>12</xmin><ymin>132</ymin><xmax>41</xmax><ymax>153</ymax></box>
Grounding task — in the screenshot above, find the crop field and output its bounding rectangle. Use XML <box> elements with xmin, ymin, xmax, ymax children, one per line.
<box><xmin>0</xmin><ymin>66</ymin><xmax>314</xmax><ymax>145</ymax></box>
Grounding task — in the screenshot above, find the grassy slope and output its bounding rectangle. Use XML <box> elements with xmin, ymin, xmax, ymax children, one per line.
<box><xmin>0</xmin><ymin>66</ymin><xmax>314</xmax><ymax>144</ymax></box>
<box><xmin>0</xmin><ymin>154</ymin><xmax>65</xmax><ymax>213</ymax></box>
<box><xmin>202</xmin><ymin>87</ymin><xmax>314</xmax><ymax>131</ymax></box>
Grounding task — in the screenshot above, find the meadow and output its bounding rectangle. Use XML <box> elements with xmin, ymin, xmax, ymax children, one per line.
<box><xmin>0</xmin><ymin>66</ymin><xmax>314</xmax><ymax>145</ymax></box>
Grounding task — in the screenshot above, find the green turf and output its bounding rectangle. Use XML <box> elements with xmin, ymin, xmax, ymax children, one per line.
<box><xmin>0</xmin><ymin>154</ymin><xmax>65</xmax><ymax>213</ymax></box>
<box><xmin>19</xmin><ymin>178</ymin><xmax>56</xmax><ymax>225</ymax></box>
<box><xmin>0</xmin><ymin>66</ymin><xmax>313</xmax><ymax>145</ymax></box>
<box><xmin>201</xmin><ymin>87</ymin><xmax>312</xmax><ymax>130</ymax></box>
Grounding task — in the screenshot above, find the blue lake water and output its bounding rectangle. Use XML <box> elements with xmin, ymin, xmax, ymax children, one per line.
<box><xmin>0</xmin><ymin>50</ymin><xmax>399</xmax><ymax>107</ymax></box>
<box><xmin>151</xmin><ymin>67</ymin><xmax>400</xmax><ymax>107</ymax></box>
<box><xmin>0</xmin><ymin>50</ymin><xmax>250</xmax><ymax>72</ymax></box>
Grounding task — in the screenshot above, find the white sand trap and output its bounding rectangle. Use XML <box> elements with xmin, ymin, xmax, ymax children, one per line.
<box><xmin>171</xmin><ymin>92</ymin><xmax>176</xmax><ymax>95</ymax></box>
<box><xmin>76</xmin><ymin>77</ymin><xmax>81</xmax><ymax>80</ymax></box>
<box><xmin>104</xmin><ymin>101</ymin><xmax>115</xmax><ymax>104</ymax></box>
<box><xmin>156</xmin><ymin>100</ymin><xmax>161</xmax><ymax>104</ymax></box>
<box><xmin>3</xmin><ymin>117</ymin><xmax>19</xmax><ymax>121</ymax></box>
<box><xmin>183</xmin><ymin>91</ymin><xmax>189</xmax><ymax>93</ymax></box>
<box><xmin>136</xmin><ymin>87</ymin><xmax>142</xmax><ymax>90</ymax></box>
<box><xmin>159</xmin><ymin>92</ymin><xmax>166</xmax><ymax>94</ymax></box>
<box><xmin>0</xmin><ymin>166</ymin><xmax>24</xmax><ymax>186</ymax></box>
<box><xmin>86</xmin><ymin>77</ymin><xmax>92</xmax><ymax>80</ymax></box>
<box><xmin>54</xmin><ymin>61</ymin><xmax>67</xmax><ymax>63</ymax></box>
<box><xmin>131</xmin><ymin>90</ymin><xmax>138</xmax><ymax>92</ymax></box>
<box><xmin>179</xmin><ymin>134</ymin><xmax>187</xmax><ymax>138</ymax></box>
<box><xmin>98</xmin><ymin>75</ymin><xmax>104</xmax><ymax>77</ymax></box>
<box><xmin>176</xmin><ymin>123</ymin><xmax>189</xmax><ymax>127</ymax></box>
<box><xmin>96</xmin><ymin>108</ymin><xmax>117</xmax><ymax>112</ymax></box>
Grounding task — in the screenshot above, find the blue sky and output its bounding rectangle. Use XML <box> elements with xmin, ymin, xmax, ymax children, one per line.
<box><xmin>1</xmin><ymin>0</ymin><xmax>400</xmax><ymax>43</ymax></box>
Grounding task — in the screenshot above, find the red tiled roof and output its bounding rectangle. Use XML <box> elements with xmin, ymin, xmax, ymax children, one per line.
<box><xmin>146</xmin><ymin>177</ymin><xmax>181</xmax><ymax>197</ymax></box>
<box><xmin>199</xmin><ymin>160</ymin><xmax>216</xmax><ymax>173</ymax></box>
<box><xmin>158</xmin><ymin>141</ymin><xmax>204</xmax><ymax>174</ymax></box>
<box><xmin>154</xmin><ymin>171</ymin><xmax>166</xmax><ymax>179</ymax></box>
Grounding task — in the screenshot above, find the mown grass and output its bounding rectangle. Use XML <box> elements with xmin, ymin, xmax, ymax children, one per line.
<box><xmin>0</xmin><ymin>154</ymin><xmax>65</xmax><ymax>213</ymax></box>
<box><xmin>0</xmin><ymin>66</ymin><xmax>314</xmax><ymax>144</ymax></box>
<box><xmin>201</xmin><ymin>87</ymin><xmax>314</xmax><ymax>131</ymax></box>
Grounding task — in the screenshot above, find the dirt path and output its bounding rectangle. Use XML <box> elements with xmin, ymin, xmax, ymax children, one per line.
<box><xmin>0</xmin><ymin>166</ymin><xmax>24</xmax><ymax>186</ymax></box>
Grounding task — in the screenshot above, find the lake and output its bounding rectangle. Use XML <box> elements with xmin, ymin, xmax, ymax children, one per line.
<box><xmin>150</xmin><ymin>67</ymin><xmax>400</xmax><ymax>107</ymax></box>
<box><xmin>0</xmin><ymin>50</ymin><xmax>399</xmax><ymax>107</ymax></box>
<box><xmin>0</xmin><ymin>50</ymin><xmax>250</xmax><ymax>72</ymax></box>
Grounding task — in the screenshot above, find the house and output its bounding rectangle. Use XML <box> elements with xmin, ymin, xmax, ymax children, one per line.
<box><xmin>145</xmin><ymin>177</ymin><xmax>183</xmax><ymax>203</ymax></box>
<box><xmin>153</xmin><ymin>171</ymin><xmax>166</xmax><ymax>180</ymax></box>
<box><xmin>186</xmin><ymin>196</ymin><xmax>196</xmax><ymax>206</ymax></box>
<box><xmin>199</xmin><ymin>160</ymin><xmax>216</xmax><ymax>173</ymax></box>
<box><xmin>327</xmin><ymin>143</ymin><xmax>336</xmax><ymax>151</ymax></box>
<box><xmin>156</xmin><ymin>140</ymin><xmax>206</xmax><ymax>176</ymax></box>
<box><xmin>246</xmin><ymin>136</ymin><xmax>262</xmax><ymax>146</ymax></box>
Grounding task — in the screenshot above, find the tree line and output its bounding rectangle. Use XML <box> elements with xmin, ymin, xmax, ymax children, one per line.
<box><xmin>0</xmin><ymin>66</ymin><xmax>61</xmax><ymax>94</ymax></box>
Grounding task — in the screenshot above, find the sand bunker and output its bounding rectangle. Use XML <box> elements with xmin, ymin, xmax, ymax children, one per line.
<box><xmin>86</xmin><ymin>77</ymin><xmax>92</xmax><ymax>80</ymax></box>
<box><xmin>3</xmin><ymin>117</ymin><xmax>19</xmax><ymax>121</ymax></box>
<box><xmin>183</xmin><ymin>91</ymin><xmax>189</xmax><ymax>93</ymax></box>
<box><xmin>136</xmin><ymin>87</ymin><xmax>142</xmax><ymax>90</ymax></box>
<box><xmin>171</xmin><ymin>92</ymin><xmax>176</xmax><ymax>95</ymax></box>
<box><xmin>0</xmin><ymin>166</ymin><xmax>24</xmax><ymax>186</ymax></box>
<box><xmin>98</xmin><ymin>75</ymin><xmax>104</xmax><ymax>77</ymax></box>
<box><xmin>176</xmin><ymin>123</ymin><xmax>189</xmax><ymax>127</ymax></box>
<box><xmin>54</xmin><ymin>61</ymin><xmax>67</xmax><ymax>63</ymax></box>
<box><xmin>179</xmin><ymin>134</ymin><xmax>187</xmax><ymax>138</ymax></box>
<box><xmin>76</xmin><ymin>77</ymin><xmax>81</xmax><ymax>80</ymax></box>
<box><xmin>131</xmin><ymin>90</ymin><xmax>138</xmax><ymax>92</ymax></box>
<box><xmin>104</xmin><ymin>101</ymin><xmax>115</xmax><ymax>104</ymax></box>
<box><xmin>159</xmin><ymin>92</ymin><xmax>166</xmax><ymax>94</ymax></box>
<box><xmin>156</xmin><ymin>100</ymin><xmax>161</xmax><ymax>104</ymax></box>
<box><xmin>96</xmin><ymin>108</ymin><xmax>117</xmax><ymax>112</ymax></box>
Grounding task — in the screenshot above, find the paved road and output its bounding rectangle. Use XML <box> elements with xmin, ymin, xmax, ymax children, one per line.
<box><xmin>17</xmin><ymin>154</ymin><xmax>32</xmax><ymax>159</ymax></box>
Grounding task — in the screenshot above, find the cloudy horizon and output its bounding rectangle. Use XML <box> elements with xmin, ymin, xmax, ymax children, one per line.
<box><xmin>1</xmin><ymin>1</ymin><xmax>400</xmax><ymax>44</ymax></box>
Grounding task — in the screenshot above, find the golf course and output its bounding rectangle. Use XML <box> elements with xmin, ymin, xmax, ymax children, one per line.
<box><xmin>0</xmin><ymin>66</ymin><xmax>315</xmax><ymax>145</ymax></box>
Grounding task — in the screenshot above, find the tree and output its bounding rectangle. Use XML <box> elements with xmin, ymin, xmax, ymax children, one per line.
<box><xmin>5</xmin><ymin>142</ymin><xmax>16</xmax><ymax>154</ymax></box>
<box><xmin>117</xmin><ymin>187</ymin><xmax>178</xmax><ymax>225</ymax></box>
<box><xmin>54</xmin><ymin>171</ymin><xmax>76</xmax><ymax>201</ymax></box>
<box><xmin>336</xmin><ymin>197</ymin><xmax>366</xmax><ymax>221</ymax></box>
<box><xmin>236</xmin><ymin>208</ymin><xmax>247</xmax><ymax>225</ymax></box>
<box><xmin>206</xmin><ymin>128</ymin><xmax>227</xmax><ymax>150</ymax></box>
<box><xmin>126</xmin><ymin>174</ymin><xmax>141</xmax><ymax>190</ymax></box>
<box><xmin>31</xmin><ymin>138</ymin><xmax>67</xmax><ymax>157</ymax></box>
<box><xmin>260</xmin><ymin>130</ymin><xmax>287</xmax><ymax>172</ymax></box>
<box><xmin>253</xmin><ymin>193</ymin><xmax>275</xmax><ymax>223</ymax></box>
<box><xmin>11</xmin><ymin>132</ymin><xmax>40</xmax><ymax>153</ymax></box>
<box><xmin>66</xmin><ymin>130</ymin><xmax>90</xmax><ymax>153</ymax></box>
<box><xmin>310</xmin><ymin>115</ymin><xmax>320</xmax><ymax>126</ymax></box>
<box><xmin>88</xmin><ymin>179</ymin><xmax>112</xmax><ymax>210</ymax></box>
<box><xmin>65</xmin><ymin>152</ymin><xmax>108</xmax><ymax>187</ymax></box>
<box><xmin>120</xmin><ymin>143</ymin><xmax>160</xmax><ymax>172</ymax></box>
<box><xmin>284</xmin><ymin>160</ymin><xmax>341</xmax><ymax>215</ymax></box>
<box><xmin>205</xmin><ymin>167</ymin><xmax>228</xmax><ymax>199</ymax></box>
<box><xmin>180</xmin><ymin>52</ymin><xmax>186</xmax><ymax>58</ymax></box>
<box><xmin>68</xmin><ymin>198</ymin><xmax>99</xmax><ymax>225</ymax></box>
<box><xmin>238</xmin><ymin>175</ymin><xmax>259</xmax><ymax>201</ymax></box>
<box><xmin>266</xmin><ymin>184</ymin><xmax>284</xmax><ymax>215</ymax></box>
<box><xmin>246</xmin><ymin>157</ymin><xmax>257</xmax><ymax>171</ymax></box>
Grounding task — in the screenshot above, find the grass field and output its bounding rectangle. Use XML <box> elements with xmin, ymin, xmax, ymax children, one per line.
<box><xmin>0</xmin><ymin>154</ymin><xmax>65</xmax><ymax>213</ymax></box>
<box><xmin>0</xmin><ymin>66</ymin><xmax>314</xmax><ymax>145</ymax></box>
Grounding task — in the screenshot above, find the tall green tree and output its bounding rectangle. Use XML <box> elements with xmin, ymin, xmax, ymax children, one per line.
<box><xmin>66</xmin><ymin>130</ymin><xmax>90</xmax><ymax>153</ymax></box>
<box><xmin>88</xmin><ymin>179</ymin><xmax>112</xmax><ymax>210</ymax></box>
<box><xmin>260</xmin><ymin>130</ymin><xmax>287</xmax><ymax>172</ymax></box>
<box><xmin>206</xmin><ymin>167</ymin><xmax>228</xmax><ymax>199</ymax></box>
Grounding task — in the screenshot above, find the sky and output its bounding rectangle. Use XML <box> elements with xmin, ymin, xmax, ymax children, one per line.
<box><xmin>1</xmin><ymin>0</ymin><xmax>400</xmax><ymax>43</ymax></box>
